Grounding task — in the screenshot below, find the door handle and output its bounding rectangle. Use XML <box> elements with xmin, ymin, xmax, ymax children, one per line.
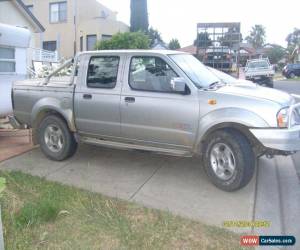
<box><xmin>83</xmin><ymin>94</ymin><xmax>92</xmax><ymax>100</ymax></box>
<box><xmin>124</xmin><ymin>97</ymin><xmax>135</xmax><ymax>103</ymax></box>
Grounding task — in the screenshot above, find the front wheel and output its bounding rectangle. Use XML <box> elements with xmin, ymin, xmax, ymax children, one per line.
<box><xmin>38</xmin><ymin>115</ymin><xmax>77</xmax><ymax>161</ymax></box>
<box><xmin>202</xmin><ymin>129</ymin><xmax>255</xmax><ymax>192</ymax></box>
<box><xmin>289</xmin><ymin>72</ymin><xmax>296</xmax><ymax>78</ymax></box>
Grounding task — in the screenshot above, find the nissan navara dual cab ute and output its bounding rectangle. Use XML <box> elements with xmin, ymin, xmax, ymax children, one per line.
<box><xmin>10</xmin><ymin>50</ymin><xmax>300</xmax><ymax>191</ymax></box>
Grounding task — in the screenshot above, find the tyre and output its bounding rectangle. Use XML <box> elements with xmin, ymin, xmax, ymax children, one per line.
<box><xmin>289</xmin><ymin>72</ymin><xmax>296</xmax><ymax>78</ymax></box>
<box><xmin>202</xmin><ymin>129</ymin><xmax>255</xmax><ymax>192</ymax></box>
<box><xmin>38</xmin><ymin>115</ymin><xmax>77</xmax><ymax>161</ymax></box>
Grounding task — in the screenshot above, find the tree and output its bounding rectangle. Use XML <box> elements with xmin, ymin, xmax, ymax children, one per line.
<box><xmin>286</xmin><ymin>28</ymin><xmax>300</xmax><ymax>62</ymax></box>
<box><xmin>265</xmin><ymin>45</ymin><xmax>286</xmax><ymax>64</ymax></box>
<box><xmin>169</xmin><ymin>38</ymin><xmax>181</xmax><ymax>50</ymax></box>
<box><xmin>130</xmin><ymin>0</ymin><xmax>149</xmax><ymax>32</ymax></box>
<box><xmin>245</xmin><ymin>25</ymin><xmax>266</xmax><ymax>49</ymax></box>
<box><xmin>95</xmin><ymin>32</ymin><xmax>150</xmax><ymax>50</ymax></box>
<box><xmin>194</xmin><ymin>32</ymin><xmax>212</xmax><ymax>48</ymax></box>
<box><xmin>147</xmin><ymin>27</ymin><xmax>163</xmax><ymax>47</ymax></box>
<box><xmin>286</xmin><ymin>28</ymin><xmax>300</xmax><ymax>46</ymax></box>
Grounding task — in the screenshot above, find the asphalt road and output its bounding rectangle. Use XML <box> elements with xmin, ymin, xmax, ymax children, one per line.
<box><xmin>274</xmin><ymin>80</ymin><xmax>300</xmax><ymax>96</ymax></box>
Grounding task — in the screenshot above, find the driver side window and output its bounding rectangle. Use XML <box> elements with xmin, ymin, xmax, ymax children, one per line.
<box><xmin>129</xmin><ymin>56</ymin><xmax>178</xmax><ymax>92</ymax></box>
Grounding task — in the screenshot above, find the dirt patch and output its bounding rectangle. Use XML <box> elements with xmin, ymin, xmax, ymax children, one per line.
<box><xmin>0</xmin><ymin>118</ymin><xmax>34</xmax><ymax>162</ymax></box>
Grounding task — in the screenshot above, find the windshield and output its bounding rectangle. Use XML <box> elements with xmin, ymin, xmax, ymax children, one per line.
<box><xmin>207</xmin><ymin>67</ymin><xmax>237</xmax><ymax>84</ymax></box>
<box><xmin>247</xmin><ymin>61</ymin><xmax>269</xmax><ymax>69</ymax></box>
<box><xmin>169</xmin><ymin>54</ymin><xmax>220</xmax><ymax>88</ymax></box>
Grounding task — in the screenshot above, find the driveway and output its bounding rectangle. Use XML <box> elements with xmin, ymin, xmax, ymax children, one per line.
<box><xmin>0</xmin><ymin>143</ymin><xmax>299</xmax><ymax>241</ymax></box>
<box><xmin>0</xmin><ymin>145</ymin><xmax>256</xmax><ymax>230</ymax></box>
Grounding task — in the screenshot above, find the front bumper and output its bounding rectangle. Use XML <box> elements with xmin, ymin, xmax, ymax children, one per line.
<box><xmin>250</xmin><ymin>103</ymin><xmax>300</xmax><ymax>152</ymax></box>
<box><xmin>245</xmin><ymin>75</ymin><xmax>273</xmax><ymax>84</ymax></box>
<box><xmin>250</xmin><ymin>126</ymin><xmax>300</xmax><ymax>152</ymax></box>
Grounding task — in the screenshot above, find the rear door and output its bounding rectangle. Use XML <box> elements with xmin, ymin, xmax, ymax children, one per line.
<box><xmin>120</xmin><ymin>55</ymin><xmax>199</xmax><ymax>150</ymax></box>
<box><xmin>74</xmin><ymin>54</ymin><xmax>124</xmax><ymax>138</ymax></box>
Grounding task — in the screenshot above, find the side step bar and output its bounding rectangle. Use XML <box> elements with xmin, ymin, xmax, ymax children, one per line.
<box><xmin>80</xmin><ymin>137</ymin><xmax>192</xmax><ymax>157</ymax></box>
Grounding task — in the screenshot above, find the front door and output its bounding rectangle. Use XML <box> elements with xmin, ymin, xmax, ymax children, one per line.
<box><xmin>74</xmin><ymin>55</ymin><xmax>123</xmax><ymax>138</ymax></box>
<box><xmin>120</xmin><ymin>55</ymin><xmax>199</xmax><ymax>149</ymax></box>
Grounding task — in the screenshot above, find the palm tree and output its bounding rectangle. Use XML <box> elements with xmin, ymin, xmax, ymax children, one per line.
<box><xmin>245</xmin><ymin>25</ymin><xmax>266</xmax><ymax>49</ymax></box>
<box><xmin>169</xmin><ymin>38</ymin><xmax>181</xmax><ymax>50</ymax></box>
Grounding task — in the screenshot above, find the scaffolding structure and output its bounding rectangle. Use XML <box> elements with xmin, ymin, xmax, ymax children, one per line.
<box><xmin>196</xmin><ymin>22</ymin><xmax>241</xmax><ymax>75</ymax></box>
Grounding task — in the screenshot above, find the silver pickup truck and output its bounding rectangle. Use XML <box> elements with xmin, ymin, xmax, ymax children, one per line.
<box><xmin>245</xmin><ymin>58</ymin><xmax>275</xmax><ymax>88</ymax></box>
<box><xmin>10</xmin><ymin>50</ymin><xmax>300</xmax><ymax>191</ymax></box>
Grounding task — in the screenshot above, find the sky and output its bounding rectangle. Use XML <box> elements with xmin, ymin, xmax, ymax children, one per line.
<box><xmin>98</xmin><ymin>0</ymin><xmax>299</xmax><ymax>48</ymax></box>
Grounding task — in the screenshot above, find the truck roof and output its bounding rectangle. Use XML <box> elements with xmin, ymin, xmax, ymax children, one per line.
<box><xmin>77</xmin><ymin>50</ymin><xmax>186</xmax><ymax>56</ymax></box>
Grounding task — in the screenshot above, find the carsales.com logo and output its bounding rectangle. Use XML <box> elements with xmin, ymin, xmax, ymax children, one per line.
<box><xmin>241</xmin><ymin>235</ymin><xmax>296</xmax><ymax>246</ymax></box>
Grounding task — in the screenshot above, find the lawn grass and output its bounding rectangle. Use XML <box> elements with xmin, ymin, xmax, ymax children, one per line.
<box><xmin>0</xmin><ymin>171</ymin><xmax>251</xmax><ymax>250</ymax></box>
<box><xmin>287</xmin><ymin>77</ymin><xmax>300</xmax><ymax>81</ymax></box>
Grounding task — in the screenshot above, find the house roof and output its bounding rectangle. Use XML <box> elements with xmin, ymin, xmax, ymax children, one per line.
<box><xmin>12</xmin><ymin>0</ymin><xmax>45</xmax><ymax>32</ymax></box>
<box><xmin>151</xmin><ymin>40</ymin><xmax>168</xmax><ymax>50</ymax></box>
<box><xmin>177</xmin><ymin>45</ymin><xmax>197</xmax><ymax>54</ymax></box>
<box><xmin>177</xmin><ymin>45</ymin><xmax>207</xmax><ymax>55</ymax></box>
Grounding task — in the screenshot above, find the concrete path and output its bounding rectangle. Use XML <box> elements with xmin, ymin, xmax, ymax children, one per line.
<box><xmin>0</xmin><ymin>144</ymin><xmax>299</xmax><ymax>247</ymax></box>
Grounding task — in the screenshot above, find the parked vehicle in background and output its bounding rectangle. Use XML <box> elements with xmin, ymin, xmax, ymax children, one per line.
<box><xmin>0</xmin><ymin>24</ymin><xmax>31</xmax><ymax>117</ymax></box>
<box><xmin>9</xmin><ymin>50</ymin><xmax>300</xmax><ymax>192</ymax></box>
<box><xmin>282</xmin><ymin>63</ymin><xmax>300</xmax><ymax>78</ymax></box>
<box><xmin>245</xmin><ymin>58</ymin><xmax>274</xmax><ymax>87</ymax></box>
<box><xmin>203</xmin><ymin>46</ymin><xmax>233</xmax><ymax>72</ymax></box>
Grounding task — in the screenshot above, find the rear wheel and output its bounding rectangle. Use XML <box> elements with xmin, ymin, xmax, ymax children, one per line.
<box><xmin>289</xmin><ymin>72</ymin><xmax>296</xmax><ymax>78</ymax></box>
<box><xmin>202</xmin><ymin>129</ymin><xmax>255</xmax><ymax>192</ymax></box>
<box><xmin>38</xmin><ymin>115</ymin><xmax>77</xmax><ymax>161</ymax></box>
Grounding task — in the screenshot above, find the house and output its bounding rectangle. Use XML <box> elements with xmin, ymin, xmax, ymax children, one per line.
<box><xmin>178</xmin><ymin>45</ymin><xmax>197</xmax><ymax>55</ymax></box>
<box><xmin>23</xmin><ymin>0</ymin><xmax>129</xmax><ymax>59</ymax></box>
<box><xmin>152</xmin><ymin>39</ymin><xmax>168</xmax><ymax>50</ymax></box>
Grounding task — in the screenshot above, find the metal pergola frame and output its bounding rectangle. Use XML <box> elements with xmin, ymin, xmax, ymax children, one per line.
<box><xmin>196</xmin><ymin>22</ymin><xmax>242</xmax><ymax>75</ymax></box>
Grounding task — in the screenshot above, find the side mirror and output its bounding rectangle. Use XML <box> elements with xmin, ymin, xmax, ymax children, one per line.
<box><xmin>170</xmin><ymin>77</ymin><xmax>188</xmax><ymax>94</ymax></box>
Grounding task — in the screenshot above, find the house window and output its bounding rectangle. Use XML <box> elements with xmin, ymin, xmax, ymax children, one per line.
<box><xmin>50</xmin><ymin>1</ymin><xmax>67</xmax><ymax>23</ymax></box>
<box><xmin>43</xmin><ymin>41</ymin><xmax>57</xmax><ymax>51</ymax></box>
<box><xmin>86</xmin><ymin>35</ymin><xmax>97</xmax><ymax>51</ymax></box>
<box><xmin>0</xmin><ymin>47</ymin><xmax>15</xmax><ymax>73</ymax></box>
<box><xmin>101</xmin><ymin>34</ymin><xmax>112</xmax><ymax>41</ymax></box>
<box><xmin>26</xmin><ymin>4</ymin><xmax>33</xmax><ymax>13</ymax></box>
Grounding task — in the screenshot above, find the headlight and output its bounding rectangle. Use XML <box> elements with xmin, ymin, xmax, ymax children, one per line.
<box><xmin>277</xmin><ymin>107</ymin><xmax>289</xmax><ymax>128</ymax></box>
<box><xmin>290</xmin><ymin>107</ymin><xmax>300</xmax><ymax>127</ymax></box>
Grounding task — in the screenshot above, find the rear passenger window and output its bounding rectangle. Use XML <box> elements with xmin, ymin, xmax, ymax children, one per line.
<box><xmin>87</xmin><ymin>56</ymin><xmax>119</xmax><ymax>88</ymax></box>
<box><xmin>129</xmin><ymin>56</ymin><xmax>178</xmax><ymax>92</ymax></box>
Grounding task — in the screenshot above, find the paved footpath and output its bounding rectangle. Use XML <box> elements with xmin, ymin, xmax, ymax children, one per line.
<box><xmin>0</xmin><ymin>144</ymin><xmax>299</xmax><ymax>248</ymax></box>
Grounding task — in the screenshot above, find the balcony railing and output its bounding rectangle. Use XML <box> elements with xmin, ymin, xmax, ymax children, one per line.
<box><xmin>29</xmin><ymin>48</ymin><xmax>59</xmax><ymax>63</ymax></box>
